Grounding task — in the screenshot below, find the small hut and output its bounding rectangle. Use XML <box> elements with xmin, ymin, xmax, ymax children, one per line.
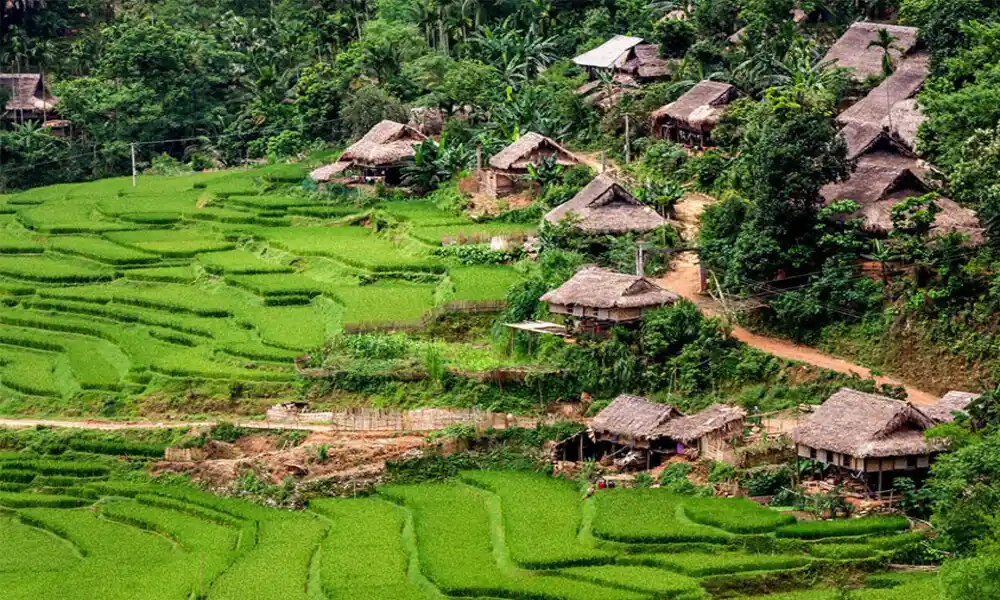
<box><xmin>1</xmin><ymin>73</ymin><xmax>58</xmax><ymax>123</ymax></box>
<box><xmin>791</xmin><ymin>388</ymin><xmax>945</xmax><ymax>492</ymax></box>
<box><xmin>662</xmin><ymin>404</ymin><xmax>747</xmax><ymax>464</ymax></box>
<box><xmin>822</xmin><ymin>22</ymin><xmax>920</xmax><ymax>81</ymax></box>
<box><xmin>922</xmin><ymin>391</ymin><xmax>979</xmax><ymax>424</ymax></box>
<box><xmin>544</xmin><ymin>175</ymin><xmax>668</xmax><ymax>234</ymax></box>
<box><xmin>573</xmin><ymin>35</ymin><xmax>645</xmax><ymax>74</ymax></box>
<box><xmin>588</xmin><ymin>394</ymin><xmax>681</xmax><ymax>468</ymax></box>
<box><xmin>482</xmin><ymin>132</ymin><xmax>581</xmax><ymax>199</ymax></box>
<box><xmin>651</xmin><ymin>81</ymin><xmax>736</xmax><ymax>148</ymax></box>
<box><xmin>882</xmin><ymin>98</ymin><xmax>926</xmax><ymax>155</ymax></box>
<box><xmin>819</xmin><ymin>152</ymin><xmax>981</xmax><ymax>240</ymax></box>
<box><xmin>540</xmin><ymin>267</ymin><xmax>679</xmax><ymax>335</ymax></box>
<box><xmin>310</xmin><ymin>120</ymin><xmax>428</xmax><ymax>185</ymax></box>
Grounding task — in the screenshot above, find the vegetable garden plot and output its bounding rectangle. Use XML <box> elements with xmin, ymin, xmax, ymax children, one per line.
<box><xmin>592</xmin><ymin>490</ymin><xmax>731</xmax><ymax>544</ymax></box>
<box><xmin>197</xmin><ymin>250</ymin><xmax>292</xmax><ymax>274</ymax></box>
<box><xmin>47</xmin><ymin>237</ymin><xmax>160</xmax><ymax>265</ymax></box>
<box><xmin>683</xmin><ymin>497</ymin><xmax>797</xmax><ymax>534</ymax></box>
<box><xmin>0</xmin><ymin>255</ymin><xmax>114</xmax><ymax>283</ymax></box>
<box><xmin>261</xmin><ymin>226</ymin><xmax>445</xmax><ymax>273</ymax></box>
<box><xmin>104</xmin><ymin>230</ymin><xmax>235</xmax><ymax>257</ymax></box>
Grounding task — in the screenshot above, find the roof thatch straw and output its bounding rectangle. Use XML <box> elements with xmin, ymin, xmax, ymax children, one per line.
<box><xmin>337</xmin><ymin>120</ymin><xmax>428</xmax><ymax>168</ymax></box>
<box><xmin>883</xmin><ymin>98</ymin><xmax>925</xmax><ymax>154</ymax></box>
<box><xmin>541</xmin><ymin>266</ymin><xmax>680</xmax><ymax>309</ymax></box>
<box><xmin>1</xmin><ymin>73</ymin><xmax>57</xmax><ymax>112</ymax></box>
<box><xmin>923</xmin><ymin>391</ymin><xmax>980</xmax><ymax>423</ymax></box>
<box><xmin>409</xmin><ymin>106</ymin><xmax>445</xmax><ymax>136</ymax></box>
<box><xmin>791</xmin><ymin>388</ymin><xmax>943</xmax><ymax>458</ymax></box>
<box><xmin>591</xmin><ymin>394</ymin><xmax>680</xmax><ymax>441</ymax></box>
<box><xmin>488</xmin><ymin>132</ymin><xmax>581</xmax><ymax>171</ymax></box>
<box><xmin>822</xmin><ymin>22</ymin><xmax>920</xmax><ymax>81</ymax></box>
<box><xmin>662</xmin><ymin>404</ymin><xmax>747</xmax><ymax>443</ymax></box>
<box><xmin>650</xmin><ymin>81</ymin><xmax>736</xmax><ymax>132</ymax></box>
<box><xmin>309</xmin><ymin>161</ymin><xmax>352</xmax><ymax>183</ymax></box>
<box><xmin>621</xmin><ymin>44</ymin><xmax>671</xmax><ymax>79</ymax></box>
<box><xmin>820</xmin><ymin>152</ymin><xmax>982</xmax><ymax>239</ymax></box>
<box><xmin>573</xmin><ymin>35</ymin><xmax>645</xmax><ymax>69</ymax></box>
<box><xmin>544</xmin><ymin>175</ymin><xmax>668</xmax><ymax>234</ymax></box>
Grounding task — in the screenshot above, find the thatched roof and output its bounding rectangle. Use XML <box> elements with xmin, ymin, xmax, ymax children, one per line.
<box><xmin>591</xmin><ymin>394</ymin><xmax>680</xmax><ymax>440</ymax></box>
<box><xmin>0</xmin><ymin>73</ymin><xmax>57</xmax><ymax>113</ymax></box>
<box><xmin>309</xmin><ymin>162</ymin><xmax>352</xmax><ymax>182</ymax></box>
<box><xmin>573</xmin><ymin>35</ymin><xmax>645</xmax><ymax>69</ymax></box>
<box><xmin>883</xmin><ymin>98</ymin><xmax>925</xmax><ymax>154</ymax></box>
<box><xmin>822</xmin><ymin>22</ymin><xmax>920</xmax><ymax>81</ymax></box>
<box><xmin>540</xmin><ymin>266</ymin><xmax>680</xmax><ymax>309</ymax></box>
<box><xmin>662</xmin><ymin>404</ymin><xmax>747</xmax><ymax>443</ymax></box>
<box><xmin>838</xmin><ymin>53</ymin><xmax>929</xmax><ymax>159</ymax></box>
<box><xmin>923</xmin><ymin>391</ymin><xmax>980</xmax><ymax>423</ymax></box>
<box><xmin>336</xmin><ymin>120</ymin><xmax>428</xmax><ymax>168</ymax></box>
<box><xmin>620</xmin><ymin>44</ymin><xmax>671</xmax><ymax>79</ymax></box>
<box><xmin>544</xmin><ymin>175</ymin><xmax>668</xmax><ymax>234</ymax></box>
<box><xmin>820</xmin><ymin>152</ymin><xmax>982</xmax><ymax>239</ymax></box>
<box><xmin>791</xmin><ymin>388</ymin><xmax>943</xmax><ymax>458</ymax></box>
<box><xmin>409</xmin><ymin>106</ymin><xmax>445</xmax><ymax>136</ymax></box>
<box><xmin>650</xmin><ymin>81</ymin><xmax>736</xmax><ymax>131</ymax></box>
<box><xmin>488</xmin><ymin>132</ymin><xmax>580</xmax><ymax>171</ymax></box>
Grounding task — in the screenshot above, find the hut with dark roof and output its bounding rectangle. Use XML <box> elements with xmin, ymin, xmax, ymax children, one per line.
<box><xmin>923</xmin><ymin>391</ymin><xmax>979</xmax><ymax>424</ymax></box>
<box><xmin>540</xmin><ymin>266</ymin><xmax>679</xmax><ymax>335</ymax></box>
<box><xmin>822</xmin><ymin>22</ymin><xmax>920</xmax><ymax>81</ymax></box>
<box><xmin>650</xmin><ymin>81</ymin><xmax>736</xmax><ymax>148</ymax></box>
<box><xmin>544</xmin><ymin>175</ymin><xmax>668</xmax><ymax>234</ymax></box>
<box><xmin>572</xmin><ymin>35</ymin><xmax>669</xmax><ymax>81</ymax></box>
<box><xmin>591</xmin><ymin>394</ymin><xmax>681</xmax><ymax>449</ymax></box>
<box><xmin>482</xmin><ymin>132</ymin><xmax>581</xmax><ymax>199</ymax></box>
<box><xmin>819</xmin><ymin>152</ymin><xmax>982</xmax><ymax>241</ymax></box>
<box><xmin>1</xmin><ymin>73</ymin><xmax>58</xmax><ymax>123</ymax></box>
<box><xmin>310</xmin><ymin>120</ymin><xmax>427</xmax><ymax>185</ymax></box>
<box><xmin>791</xmin><ymin>388</ymin><xmax>945</xmax><ymax>491</ymax></box>
<box><xmin>662</xmin><ymin>404</ymin><xmax>747</xmax><ymax>464</ymax></box>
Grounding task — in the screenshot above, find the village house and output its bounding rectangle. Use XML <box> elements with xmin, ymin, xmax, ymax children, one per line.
<box><xmin>650</xmin><ymin>81</ymin><xmax>737</xmax><ymax>148</ymax></box>
<box><xmin>481</xmin><ymin>132</ymin><xmax>581</xmax><ymax>199</ymax></box>
<box><xmin>544</xmin><ymin>175</ymin><xmax>668</xmax><ymax>234</ymax></box>
<box><xmin>310</xmin><ymin>120</ymin><xmax>428</xmax><ymax>186</ymax></box>
<box><xmin>822</xmin><ymin>22</ymin><xmax>920</xmax><ymax>81</ymax></box>
<box><xmin>539</xmin><ymin>266</ymin><xmax>679</xmax><ymax>336</ymax></box>
<box><xmin>661</xmin><ymin>404</ymin><xmax>748</xmax><ymax>465</ymax></box>
<box><xmin>1</xmin><ymin>73</ymin><xmax>59</xmax><ymax>124</ymax></box>
<box><xmin>922</xmin><ymin>390</ymin><xmax>980</xmax><ymax>423</ymax></box>
<box><xmin>790</xmin><ymin>388</ymin><xmax>973</xmax><ymax>493</ymax></box>
<box><xmin>573</xmin><ymin>35</ymin><xmax>670</xmax><ymax>109</ymax></box>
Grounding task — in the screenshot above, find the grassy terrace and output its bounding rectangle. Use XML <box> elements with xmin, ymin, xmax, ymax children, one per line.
<box><xmin>0</xmin><ymin>458</ymin><xmax>934</xmax><ymax>600</ymax></box>
<box><xmin>0</xmin><ymin>167</ymin><xmax>528</xmax><ymax>410</ymax></box>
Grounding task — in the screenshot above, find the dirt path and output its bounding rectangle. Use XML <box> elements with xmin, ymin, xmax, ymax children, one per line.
<box><xmin>659</xmin><ymin>193</ymin><xmax>938</xmax><ymax>405</ymax></box>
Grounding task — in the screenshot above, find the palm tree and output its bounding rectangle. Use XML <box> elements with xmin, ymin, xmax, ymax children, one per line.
<box><xmin>868</xmin><ymin>28</ymin><xmax>900</xmax><ymax>77</ymax></box>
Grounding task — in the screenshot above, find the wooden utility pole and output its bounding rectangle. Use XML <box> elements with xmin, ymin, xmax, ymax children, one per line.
<box><xmin>130</xmin><ymin>143</ymin><xmax>137</xmax><ymax>187</ymax></box>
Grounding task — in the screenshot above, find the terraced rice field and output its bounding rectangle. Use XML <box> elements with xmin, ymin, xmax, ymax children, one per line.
<box><xmin>0</xmin><ymin>459</ymin><xmax>937</xmax><ymax>600</ymax></box>
<box><xmin>0</xmin><ymin>168</ymin><xmax>525</xmax><ymax>407</ymax></box>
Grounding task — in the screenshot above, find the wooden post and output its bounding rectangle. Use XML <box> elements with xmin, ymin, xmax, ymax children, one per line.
<box><xmin>877</xmin><ymin>469</ymin><xmax>883</xmax><ymax>495</ymax></box>
<box><xmin>579</xmin><ymin>434</ymin><xmax>584</xmax><ymax>462</ymax></box>
<box><xmin>625</xmin><ymin>113</ymin><xmax>631</xmax><ymax>164</ymax></box>
<box><xmin>131</xmin><ymin>143</ymin><xmax>137</xmax><ymax>187</ymax></box>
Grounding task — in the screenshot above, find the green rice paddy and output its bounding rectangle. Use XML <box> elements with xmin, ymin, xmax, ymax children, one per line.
<box><xmin>0</xmin><ymin>167</ymin><xmax>525</xmax><ymax>407</ymax></box>
<box><xmin>0</xmin><ymin>459</ymin><xmax>937</xmax><ymax>600</ymax></box>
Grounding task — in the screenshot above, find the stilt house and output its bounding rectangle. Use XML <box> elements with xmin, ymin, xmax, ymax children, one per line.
<box><xmin>482</xmin><ymin>132</ymin><xmax>581</xmax><ymax>199</ymax></box>
<box><xmin>540</xmin><ymin>267</ymin><xmax>679</xmax><ymax>335</ymax></box>
<box><xmin>544</xmin><ymin>175</ymin><xmax>668</xmax><ymax>234</ymax></box>
<box><xmin>310</xmin><ymin>120</ymin><xmax>427</xmax><ymax>185</ymax></box>
<box><xmin>650</xmin><ymin>81</ymin><xmax>736</xmax><ymax>148</ymax></box>
<box><xmin>573</xmin><ymin>35</ymin><xmax>669</xmax><ymax>82</ymax></box>
<box><xmin>1</xmin><ymin>73</ymin><xmax>58</xmax><ymax>124</ymax></box>
<box><xmin>822</xmin><ymin>22</ymin><xmax>920</xmax><ymax>81</ymax></box>
<box><xmin>662</xmin><ymin>404</ymin><xmax>747</xmax><ymax>464</ymax></box>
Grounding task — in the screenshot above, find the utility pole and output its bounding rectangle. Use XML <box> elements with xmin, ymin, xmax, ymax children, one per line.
<box><xmin>130</xmin><ymin>143</ymin><xmax>137</xmax><ymax>188</ymax></box>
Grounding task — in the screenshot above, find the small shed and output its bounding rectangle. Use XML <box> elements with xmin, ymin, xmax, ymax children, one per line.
<box><xmin>573</xmin><ymin>35</ymin><xmax>645</xmax><ymax>73</ymax></box>
<box><xmin>791</xmin><ymin>388</ymin><xmax>945</xmax><ymax>491</ymax></box>
<box><xmin>663</xmin><ymin>404</ymin><xmax>747</xmax><ymax>464</ymax></box>
<box><xmin>540</xmin><ymin>266</ymin><xmax>679</xmax><ymax>335</ymax></box>
<box><xmin>544</xmin><ymin>175</ymin><xmax>668</xmax><ymax>234</ymax></box>
<box><xmin>482</xmin><ymin>132</ymin><xmax>581</xmax><ymax>199</ymax></box>
<box><xmin>651</xmin><ymin>81</ymin><xmax>736</xmax><ymax>148</ymax></box>
<box><xmin>310</xmin><ymin>120</ymin><xmax>428</xmax><ymax>185</ymax></box>
<box><xmin>922</xmin><ymin>391</ymin><xmax>979</xmax><ymax>424</ymax></box>
<box><xmin>1</xmin><ymin>73</ymin><xmax>58</xmax><ymax>123</ymax></box>
<box><xmin>822</xmin><ymin>22</ymin><xmax>920</xmax><ymax>81</ymax></box>
<box><xmin>819</xmin><ymin>152</ymin><xmax>982</xmax><ymax>241</ymax></box>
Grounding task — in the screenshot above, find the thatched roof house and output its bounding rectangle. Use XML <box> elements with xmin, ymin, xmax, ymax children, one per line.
<box><xmin>663</xmin><ymin>404</ymin><xmax>747</xmax><ymax>463</ymax></box>
<box><xmin>482</xmin><ymin>132</ymin><xmax>581</xmax><ymax>199</ymax></box>
<box><xmin>619</xmin><ymin>44</ymin><xmax>671</xmax><ymax>80</ymax></box>
<box><xmin>820</xmin><ymin>152</ymin><xmax>981</xmax><ymax>240</ymax></box>
<box><xmin>883</xmin><ymin>98</ymin><xmax>926</xmax><ymax>155</ymax></box>
<box><xmin>542</xmin><ymin>266</ymin><xmax>678</xmax><ymax>322</ymax></box>
<box><xmin>923</xmin><ymin>391</ymin><xmax>980</xmax><ymax>423</ymax></box>
<box><xmin>1</xmin><ymin>73</ymin><xmax>58</xmax><ymax>122</ymax></box>
<box><xmin>591</xmin><ymin>394</ymin><xmax>681</xmax><ymax>448</ymax></box>
<box><xmin>310</xmin><ymin>120</ymin><xmax>427</xmax><ymax>183</ymax></box>
<box><xmin>651</xmin><ymin>81</ymin><xmax>736</xmax><ymax>147</ymax></box>
<box><xmin>792</xmin><ymin>388</ymin><xmax>944</xmax><ymax>479</ymax></box>
<box><xmin>544</xmin><ymin>175</ymin><xmax>668</xmax><ymax>234</ymax></box>
<box><xmin>822</xmin><ymin>22</ymin><xmax>920</xmax><ymax>81</ymax></box>
<box><xmin>573</xmin><ymin>35</ymin><xmax>645</xmax><ymax>70</ymax></box>
<box><xmin>838</xmin><ymin>53</ymin><xmax>930</xmax><ymax>159</ymax></box>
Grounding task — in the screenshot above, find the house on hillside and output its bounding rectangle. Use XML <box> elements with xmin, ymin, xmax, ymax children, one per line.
<box><xmin>544</xmin><ymin>175</ymin><xmax>668</xmax><ymax>234</ymax></box>
<box><xmin>540</xmin><ymin>266</ymin><xmax>679</xmax><ymax>335</ymax></box>
<box><xmin>922</xmin><ymin>391</ymin><xmax>980</xmax><ymax>423</ymax></box>
<box><xmin>791</xmin><ymin>388</ymin><xmax>954</xmax><ymax>492</ymax></box>
<box><xmin>310</xmin><ymin>120</ymin><xmax>427</xmax><ymax>186</ymax></box>
<box><xmin>819</xmin><ymin>151</ymin><xmax>981</xmax><ymax>241</ymax></box>
<box><xmin>650</xmin><ymin>81</ymin><xmax>737</xmax><ymax>149</ymax></box>
<box><xmin>1</xmin><ymin>73</ymin><xmax>58</xmax><ymax>124</ymax></box>
<box><xmin>662</xmin><ymin>404</ymin><xmax>747</xmax><ymax>464</ymax></box>
<box><xmin>573</xmin><ymin>36</ymin><xmax>670</xmax><ymax>109</ymax></box>
<box><xmin>590</xmin><ymin>394</ymin><xmax>682</xmax><ymax>459</ymax></box>
<box><xmin>837</xmin><ymin>53</ymin><xmax>930</xmax><ymax>160</ymax></box>
<box><xmin>822</xmin><ymin>22</ymin><xmax>920</xmax><ymax>81</ymax></box>
<box><xmin>482</xmin><ymin>132</ymin><xmax>581</xmax><ymax>199</ymax></box>
<box><xmin>882</xmin><ymin>98</ymin><xmax>925</xmax><ymax>155</ymax></box>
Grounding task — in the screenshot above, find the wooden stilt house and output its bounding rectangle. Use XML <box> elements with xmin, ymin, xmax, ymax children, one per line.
<box><xmin>1</xmin><ymin>73</ymin><xmax>58</xmax><ymax>124</ymax></box>
<box><xmin>650</xmin><ymin>81</ymin><xmax>736</xmax><ymax>149</ymax></box>
<box><xmin>544</xmin><ymin>175</ymin><xmax>668</xmax><ymax>234</ymax></box>
<box><xmin>310</xmin><ymin>120</ymin><xmax>428</xmax><ymax>185</ymax></box>
<box><xmin>482</xmin><ymin>132</ymin><xmax>581</xmax><ymax>199</ymax></box>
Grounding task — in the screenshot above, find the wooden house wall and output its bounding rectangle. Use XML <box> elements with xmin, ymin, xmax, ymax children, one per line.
<box><xmin>796</xmin><ymin>444</ymin><xmax>931</xmax><ymax>472</ymax></box>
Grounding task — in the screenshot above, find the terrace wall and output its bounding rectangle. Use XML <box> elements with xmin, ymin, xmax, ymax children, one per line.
<box><xmin>266</xmin><ymin>406</ymin><xmax>556</xmax><ymax>431</ymax></box>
